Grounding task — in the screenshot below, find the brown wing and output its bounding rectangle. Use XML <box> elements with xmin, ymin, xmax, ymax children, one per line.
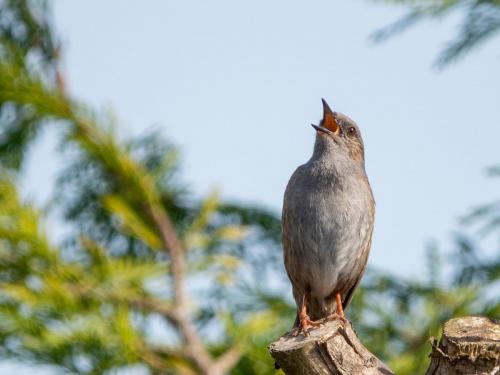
<box><xmin>342</xmin><ymin>228</ymin><xmax>373</xmax><ymax>311</ymax></box>
<box><xmin>342</xmin><ymin>181</ymin><xmax>375</xmax><ymax>311</ymax></box>
<box><xmin>281</xmin><ymin>167</ymin><xmax>305</xmax><ymax>291</ymax></box>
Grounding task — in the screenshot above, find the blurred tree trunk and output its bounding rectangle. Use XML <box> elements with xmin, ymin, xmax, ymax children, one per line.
<box><xmin>269</xmin><ymin>316</ymin><xmax>499</xmax><ymax>375</ymax></box>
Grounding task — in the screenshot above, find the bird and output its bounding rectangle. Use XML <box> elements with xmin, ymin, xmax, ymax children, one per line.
<box><xmin>282</xmin><ymin>98</ymin><xmax>375</xmax><ymax>335</ymax></box>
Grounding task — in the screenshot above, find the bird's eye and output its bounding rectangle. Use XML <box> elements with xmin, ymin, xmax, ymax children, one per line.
<box><xmin>348</xmin><ymin>127</ymin><xmax>356</xmax><ymax>136</ymax></box>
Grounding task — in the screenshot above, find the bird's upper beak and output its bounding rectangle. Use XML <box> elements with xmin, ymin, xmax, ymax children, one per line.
<box><xmin>311</xmin><ymin>99</ymin><xmax>340</xmax><ymax>135</ymax></box>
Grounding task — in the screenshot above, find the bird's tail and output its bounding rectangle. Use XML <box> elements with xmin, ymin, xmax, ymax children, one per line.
<box><xmin>292</xmin><ymin>312</ymin><xmax>300</xmax><ymax>328</ymax></box>
<box><xmin>309</xmin><ymin>294</ymin><xmax>337</xmax><ymax>321</ymax></box>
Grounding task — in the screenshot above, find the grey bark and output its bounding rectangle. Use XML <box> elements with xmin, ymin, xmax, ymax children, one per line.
<box><xmin>269</xmin><ymin>316</ymin><xmax>499</xmax><ymax>375</ymax></box>
<box><xmin>426</xmin><ymin>316</ymin><xmax>499</xmax><ymax>375</ymax></box>
<box><xmin>269</xmin><ymin>320</ymin><xmax>394</xmax><ymax>375</ymax></box>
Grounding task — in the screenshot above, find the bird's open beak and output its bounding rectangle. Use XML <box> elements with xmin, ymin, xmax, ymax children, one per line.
<box><xmin>312</xmin><ymin>98</ymin><xmax>340</xmax><ymax>135</ymax></box>
<box><xmin>311</xmin><ymin>124</ymin><xmax>332</xmax><ymax>134</ymax></box>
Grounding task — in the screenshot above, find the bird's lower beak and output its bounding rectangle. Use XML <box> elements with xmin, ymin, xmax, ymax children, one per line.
<box><xmin>311</xmin><ymin>124</ymin><xmax>333</xmax><ymax>135</ymax></box>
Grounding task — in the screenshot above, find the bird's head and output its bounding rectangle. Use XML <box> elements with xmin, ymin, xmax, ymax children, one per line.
<box><xmin>311</xmin><ymin>99</ymin><xmax>365</xmax><ymax>167</ymax></box>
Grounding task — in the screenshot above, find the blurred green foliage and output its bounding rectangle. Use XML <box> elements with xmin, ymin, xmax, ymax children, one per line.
<box><xmin>0</xmin><ymin>1</ymin><xmax>498</xmax><ymax>374</ymax></box>
<box><xmin>372</xmin><ymin>0</ymin><xmax>500</xmax><ymax>66</ymax></box>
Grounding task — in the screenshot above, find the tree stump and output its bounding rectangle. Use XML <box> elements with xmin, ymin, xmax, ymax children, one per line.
<box><xmin>426</xmin><ymin>316</ymin><xmax>500</xmax><ymax>375</ymax></box>
<box><xmin>269</xmin><ymin>320</ymin><xmax>394</xmax><ymax>375</ymax></box>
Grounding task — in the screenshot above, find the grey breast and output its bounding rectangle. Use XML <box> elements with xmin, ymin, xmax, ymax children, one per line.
<box><xmin>282</xmin><ymin>160</ymin><xmax>374</xmax><ymax>301</ymax></box>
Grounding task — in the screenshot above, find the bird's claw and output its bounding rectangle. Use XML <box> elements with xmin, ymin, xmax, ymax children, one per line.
<box><xmin>293</xmin><ymin>315</ymin><xmax>321</xmax><ymax>337</ymax></box>
<box><xmin>323</xmin><ymin>313</ymin><xmax>349</xmax><ymax>325</ymax></box>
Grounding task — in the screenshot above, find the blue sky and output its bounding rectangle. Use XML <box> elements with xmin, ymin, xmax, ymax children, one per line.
<box><xmin>23</xmin><ymin>0</ymin><xmax>500</xmax><ymax>275</ymax></box>
<box><xmin>6</xmin><ymin>1</ymin><xmax>500</xmax><ymax>372</ymax></box>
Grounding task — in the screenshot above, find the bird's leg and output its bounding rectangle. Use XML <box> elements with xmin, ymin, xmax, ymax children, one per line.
<box><xmin>293</xmin><ymin>290</ymin><xmax>320</xmax><ymax>336</ymax></box>
<box><xmin>335</xmin><ymin>292</ymin><xmax>348</xmax><ymax>323</ymax></box>
<box><xmin>335</xmin><ymin>292</ymin><xmax>345</xmax><ymax>319</ymax></box>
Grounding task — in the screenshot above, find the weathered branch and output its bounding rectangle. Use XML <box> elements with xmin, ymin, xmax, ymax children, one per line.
<box><xmin>150</xmin><ymin>207</ymin><xmax>215</xmax><ymax>374</ymax></box>
<box><xmin>151</xmin><ymin>207</ymin><xmax>187</xmax><ymax>310</ymax></box>
<box><xmin>151</xmin><ymin>206</ymin><xmax>242</xmax><ymax>374</ymax></box>
<box><xmin>269</xmin><ymin>319</ymin><xmax>394</xmax><ymax>375</ymax></box>
<box><xmin>426</xmin><ymin>316</ymin><xmax>499</xmax><ymax>375</ymax></box>
<box><xmin>271</xmin><ymin>316</ymin><xmax>500</xmax><ymax>375</ymax></box>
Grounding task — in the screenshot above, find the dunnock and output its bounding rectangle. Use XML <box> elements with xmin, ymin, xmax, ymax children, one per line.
<box><xmin>282</xmin><ymin>99</ymin><xmax>375</xmax><ymax>334</ymax></box>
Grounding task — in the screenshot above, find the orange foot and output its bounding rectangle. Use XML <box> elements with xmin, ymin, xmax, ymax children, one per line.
<box><xmin>324</xmin><ymin>312</ymin><xmax>348</xmax><ymax>325</ymax></box>
<box><xmin>293</xmin><ymin>314</ymin><xmax>321</xmax><ymax>337</ymax></box>
<box><xmin>293</xmin><ymin>290</ymin><xmax>322</xmax><ymax>336</ymax></box>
